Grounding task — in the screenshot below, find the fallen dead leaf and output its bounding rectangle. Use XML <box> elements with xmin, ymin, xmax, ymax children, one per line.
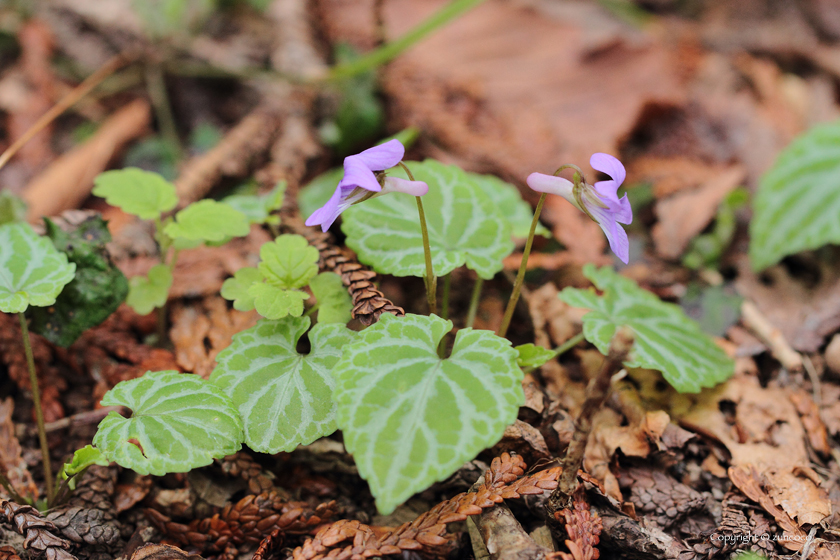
<box><xmin>651</xmin><ymin>164</ymin><xmax>745</xmax><ymax>259</ymax></box>
<box><xmin>0</xmin><ymin>398</ymin><xmax>38</xmax><ymax>500</ymax></box>
<box><xmin>23</xmin><ymin>98</ymin><xmax>151</xmax><ymax>220</ymax></box>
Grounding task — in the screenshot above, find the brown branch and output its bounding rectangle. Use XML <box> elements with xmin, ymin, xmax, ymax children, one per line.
<box><xmin>293</xmin><ymin>453</ymin><xmax>561</xmax><ymax>560</ymax></box>
<box><xmin>478</xmin><ymin>503</ymin><xmax>551</xmax><ymax>560</ymax></box>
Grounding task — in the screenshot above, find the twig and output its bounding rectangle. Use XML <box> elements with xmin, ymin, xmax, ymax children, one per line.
<box><xmin>741</xmin><ymin>300</ymin><xmax>803</xmax><ymax>371</ymax></box>
<box><xmin>478</xmin><ymin>503</ymin><xmax>551</xmax><ymax>560</ymax></box>
<box><xmin>0</xmin><ymin>53</ymin><xmax>130</xmax><ymax>172</ymax></box>
<box><xmin>553</xmin><ymin>327</ymin><xmax>634</xmax><ymax>500</ymax></box>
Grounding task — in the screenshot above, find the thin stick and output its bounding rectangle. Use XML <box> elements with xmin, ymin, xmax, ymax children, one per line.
<box><xmin>18</xmin><ymin>313</ymin><xmax>53</xmax><ymax>505</ymax></box>
<box><xmin>554</xmin><ymin>327</ymin><xmax>634</xmax><ymax>497</ymax></box>
<box><xmin>465</xmin><ymin>276</ymin><xmax>483</xmax><ymax>329</ymax></box>
<box><xmin>0</xmin><ymin>54</ymin><xmax>129</xmax><ymax>172</ymax></box>
<box><xmin>145</xmin><ymin>62</ymin><xmax>182</xmax><ymax>159</ymax></box>
<box><xmin>498</xmin><ymin>193</ymin><xmax>546</xmax><ymax>338</ymax></box>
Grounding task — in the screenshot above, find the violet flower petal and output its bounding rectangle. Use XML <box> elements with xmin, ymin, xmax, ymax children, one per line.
<box><xmin>526</xmin><ymin>173</ymin><xmax>579</xmax><ymax>210</ymax></box>
<box><xmin>585</xmin><ymin>201</ymin><xmax>630</xmax><ymax>264</ymax></box>
<box><xmin>590</xmin><ymin>153</ymin><xmax>626</xmax><ymax>186</ymax></box>
<box><xmin>338</xmin><ymin>156</ymin><xmax>382</xmax><ymax>192</ymax></box>
<box><xmin>382</xmin><ymin>177</ymin><xmax>429</xmax><ymax>197</ymax></box>
<box><xmin>305</xmin><ymin>186</ymin><xmax>344</xmax><ymax>232</ymax></box>
<box><xmin>352</xmin><ymin>139</ymin><xmax>405</xmax><ymax>170</ymax></box>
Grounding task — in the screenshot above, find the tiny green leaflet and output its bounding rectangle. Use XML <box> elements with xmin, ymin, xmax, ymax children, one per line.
<box><xmin>221</xmin><ymin>267</ymin><xmax>262</xmax><ymax>311</ymax></box>
<box><xmin>210</xmin><ymin>317</ymin><xmax>355</xmax><ymax>453</ymax></box>
<box><xmin>93</xmin><ymin>371</ymin><xmax>243</xmax><ymax>475</ymax></box>
<box><xmin>333</xmin><ymin>313</ymin><xmax>524</xmax><ymax>514</ymax></box>
<box><xmin>559</xmin><ymin>265</ymin><xmax>734</xmax><ymax>393</ymax></box>
<box><xmin>92</xmin><ymin>168</ymin><xmax>178</xmax><ymax>220</ymax></box>
<box><xmin>750</xmin><ymin>120</ymin><xmax>840</xmax><ymax>271</ymax></box>
<box><xmin>221</xmin><ymin>182</ymin><xmax>286</xmax><ymax>226</ymax></box>
<box><xmin>0</xmin><ymin>222</ymin><xmax>76</xmax><ymax>313</ymax></box>
<box><xmin>341</xmin><ymin>160</ymin><xmax>514</xmax><ymax>279</ymax></box>
<box><xmin>126</xmin><ymin>264</ymin><xmax>172</xmax><ymax>315</ymax></box>
<box><xmin>164</xmin><ymin>199</ymin><xmax>250</xmax><ymax>243</ymax></box>
<box><xmin>515</xmin><ymin>343</ymin><xmax>556</xmax><ymax>368</ymax></box>
<box><xmin>309</xmin><ymin>272</ymin><xmax>352</xmax><ymax>324</ymax></box>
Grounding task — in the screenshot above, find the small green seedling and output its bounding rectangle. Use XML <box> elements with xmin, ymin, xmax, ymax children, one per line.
<box><xmin>92</xmin><ymin>169</ymin><xmax>282</xmax><ymax>327</ymax></box>
<box><xmin>0</xmin><ymin>222</ymin><xmax>76</xmax><ymax>504</ymax></box>
<box><xmin>221</xmin><ymin>233</ymin><xmax>351</xmax><ymax>322</ymax></box>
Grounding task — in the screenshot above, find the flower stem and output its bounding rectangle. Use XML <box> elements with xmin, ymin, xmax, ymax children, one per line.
<box><xmin>465</xmin><ymin>277</ymin><xmax>483</xmax><ymax>329</ymax></box>
<box><xmin>498</xmin><ymin>193</ymin><xmax>547</xmax><ymax>338</ymax></box>
<box><xmin>18</xmin><ymin>313</ymin><xmax>53</xmax><ymax>505</ymax></box>
<box><xmin>415</xmin><ymin>196</ymin><xmax>437</xmax><ymax>315</ymax></box>
<box><xmin>326</xmin><ymin>0</ymin><xmax>488</xmax><ymax>81</ymax></box>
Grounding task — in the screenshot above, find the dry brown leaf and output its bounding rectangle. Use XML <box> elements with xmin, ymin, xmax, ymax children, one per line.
<box><xmin>651</xmin><ymin>164</ymin><xmax>745</xmax><ymax>259</ymax></box>
<box><xmin>170</xmin><ymin>297</ymin><xmax>259</xmax><ymax>379</ymax></box>
<box><xmin>23</xmin><ymin>99</ymin><xmax>151</xmax><ymax>220</ymax></box>
<box><xmin>735</xmin><ymin>257</ymin><xmax>840</xmax><ymax>352</ymax></box>
<box><xmin>788</xmin><ymin>389</ymin><xmax>830</xmax><ymax>456</ymax></box>
<box><xmin>317</xmin><ymin>0</ymin><xmax>689</xmax><ymax>261</ymax></box>
<box><xmin>0</xmin><ymin>398</ymin><xmax>38</xmax><ymax>501</ymax></box>
<box><xmin>728</xmin><ymin>466</ymin><xmax>807</xmax><ymax>552</ymax></box>
<box><xmin>626</xmin><ymin>156</ymin><xmax>727</xmax><ymax>198</ymax></box>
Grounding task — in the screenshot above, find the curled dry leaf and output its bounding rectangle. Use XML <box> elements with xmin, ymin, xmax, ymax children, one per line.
<box><xmin>0</xmin><ymin>398</ymin><xmax>38</xmax><ymax>501</ymax></box>
<box><xmin>23</xmin><ymin>99</ymin><xmax>151</xmax><ymax>220</ymax></box>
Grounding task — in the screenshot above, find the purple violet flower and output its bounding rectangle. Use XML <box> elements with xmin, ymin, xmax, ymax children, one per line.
<box><xmin>305</xmin><ymin>139</ymin><xmax>429</xmax><ymax>232</ymax></box>
<box><xmin>526</xmin><ymin>153</ymin><xmax>632</xmax><ymax>263</ymax></box>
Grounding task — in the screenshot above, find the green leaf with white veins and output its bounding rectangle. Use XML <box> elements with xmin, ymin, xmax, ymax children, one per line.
<box><xmin>0</xmin><ymin>223</ymin><xmax>76</xmax><ymax>313</ymax></box>
<box><xmin>469</xmin><ymin>173</ymin><xmax>550</xmax><ymax>239</ymax></box>
<box><xmin>559</xmin><ymin>265</ymin><xmax>734</xmax><ymax>393</ymax></box>
<box><xmin>750</xmin><ymin>120</ymin><xmax>840</xmax><ymax>270</ymax></box>
<box><xmin>92</xmin><ymin>168</ymin><xmax>177</xmax><ymax>220</ymax></box>
<box><xmin>342</xmin><ymin>160</ymin><xmax>514</xmax><ymax>279</ymax></box>
<box><xmin>164</xmin><ymin>199</ymin><xmax>250</xmax><ymax>243</ymax></box>
<box><xmin>93</xmin><ymin>371</ymin><xmax>243</xmax><ymax>476</ymax></box>
<box><xmin>210</xmin><ymin>317</ymin><xmax>355</xmax><ymax>453</ymax></box>
<box><xmin>333</xmin><ymin>313</ymin><xmax>523</xmax><ymax>514</ymax></box>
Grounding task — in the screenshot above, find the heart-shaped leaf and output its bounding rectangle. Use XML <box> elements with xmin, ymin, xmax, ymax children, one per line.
<box><xmin>126</xmin><ymin>264</ymin><xmax>172</xmax><ymax>315</ymax></box>
<box><xmin>341</xmin><ymin>160</ymin><xmax>514</xmax><ymax>279</ymax></box>
<box><xmin>0</xmin><ymin>223</ymin><xmax>76</xmax><ymax>313</ymax></box>
<box><xmin>333</xmin><ymin>313</ymin><xmax>523</xmax><ymax>514</ymax></box>
<box><xmin>92</xmin><ymin>168</ymin><xmax>178</xmax><ymax>220</ymax></box>
<box><xmin>164</xmin><ymin>199</ymin><xmax>250</xmax><ymax>243</ymax></box>
<box><xmin>469</xmin><ymin>173</ymin><xmax>550</xmax><ymax>239</ymax></box>
<box><xmin>94</xmin><ymin>371</ymin><xmax>243</xmax><ymax>475</ymax></box>
<box><xmin>210</xmin><ymin>317</ymin><xmax>355</xmax><ymax>453</ymax></box>
<box><xmin>309</xmin><ymin>272</ymin><xmax>352</xmax><ymax>324</ymax></box>
<box><xmin>750</xmin><ymin>121</ymin><xmax>840</xmax><ymax>270</ymax></box>
<box><xmin>559</xmin><ymin>265</ymin><xmax>734</xmax><ymax>393</ymax></box>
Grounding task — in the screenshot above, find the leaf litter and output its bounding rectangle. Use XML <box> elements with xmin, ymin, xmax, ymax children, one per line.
<box><xmin>1</xmin><ymin>0</ymin><xmax>840</xmax><ymax>559</ymax></box>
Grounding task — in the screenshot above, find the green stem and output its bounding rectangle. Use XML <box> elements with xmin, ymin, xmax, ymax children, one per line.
<box><xmin>416</xmin><ymin>196</ymin><xmax>437</xmax><ymax>315</ymax></box>
<box><xmin>156</xmin><ymin>248</ymin><xmax>180</xmax><ymax>347</ymax></box>
<box><xmin>19</xmin><ymin>313</ymin><xmax>53</xmax><ymax>505</ymax></box>
<box><xmin>498</xmin><ymin>193</ymin><xmax>547</xmax><ymax>338</ymax></box>
<box><xmin>465</xmin><ymin>277</ymin><xmax>483</xmax><ymax>329</ymax></box>
<box><xmin>326</xmin><ymin>0</ymin><xmax>488</xmax><ymax>81</ymax></box>
<box><xmin>305</xmin><ymin>303</ymin><xmax>320</xmax><ymax>318</ymax></box>
<box><xmin>145</xmin><ymin>62</ymin><xmax>182</xmax><ymax>159</ymax></box>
